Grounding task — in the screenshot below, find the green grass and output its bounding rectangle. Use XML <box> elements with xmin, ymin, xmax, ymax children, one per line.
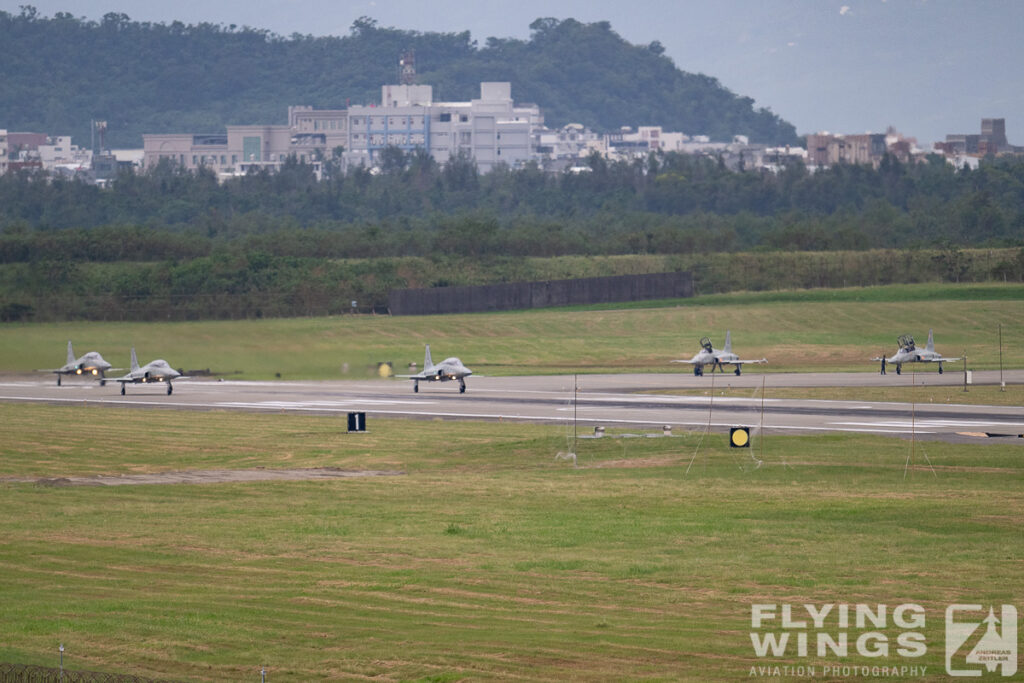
<box><xmin>0</xmin><ymin>404</ymin><xmax>1022</xmax><ymax>680</ymax></box>
<box><xmin>0</xmin><ymin>283</ymin><xmax>1022</xmax><ymax>380</ymax></box>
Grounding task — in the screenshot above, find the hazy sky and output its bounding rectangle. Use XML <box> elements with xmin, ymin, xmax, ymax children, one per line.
<box><xmin>7</xmin><ymin>0</ymin><xmax>1023</xmax><ymax>144</ymax></box>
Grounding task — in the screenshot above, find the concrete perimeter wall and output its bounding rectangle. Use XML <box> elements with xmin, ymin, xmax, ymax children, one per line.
<box><xmin>388</xmin><ymin>271</ymin><xmax>693</xmax><ymax>315</ymax></box>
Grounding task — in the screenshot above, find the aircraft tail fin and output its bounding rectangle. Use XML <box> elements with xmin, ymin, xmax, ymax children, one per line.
<box><xmin>423</xmin><ymin>344</ymin><xmax>433</xmax><ymax>370</ymax></box>
<box><xmin>926</xmin><ymin>329</ymin><xmax>935</xmax><ymax>353</ymax></box>
<box><xmin>130</xmin><ymin>347</ymin><xmax>139</xmax><ymax>373</ymax></box>
<box><xmin>724</xmin><ymin>330</ymin><xmax>732</xmax><ymax>354</ymax></box>
<box><xmin>66</xmin><ymin>340</ymin><xmax>75</xmax><ymax>365</ymax></box>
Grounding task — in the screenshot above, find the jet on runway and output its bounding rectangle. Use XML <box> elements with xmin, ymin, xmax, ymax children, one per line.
<box><xmin>48</xmin><ymin>341</ymin><xmax>113</xmax><ymax>386</ymax></box>
<box><xmin>671</xmin><ymin>331</ymin><xmax>767</xmax><ymax>376</ymax></box>
<box><xmin>400</xmin><ymin>344</ymin><xmax>473</xmax><ymax>393</ymax></box>
<box><xmin>873</xmin><ymin>329</ymin><xmax>961</xmax><ymax>375</ymax></box>
<box><xmin>106</xmin><ymin>347</ymin><xmax>182</xmax><ymax>395</ymax></box>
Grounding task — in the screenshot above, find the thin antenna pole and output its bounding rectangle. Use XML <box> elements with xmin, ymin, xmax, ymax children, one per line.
<box><xmin>573</xmin><ymin>373</ymin><xmax>577</xmax><ymax>453</ymax></box>
<box><xmin>963</xmin><ymin>352</ymin><xmax>968</xmax><ymax>393</ymax></box>
<box><xmin>999</xmin><ymin>323</ymin><xmax>1004</xmax><ymax>391</ymax></box>
<box><xmin>904</xmin><ymin>370</ymin><xmax>915</xmax><ymax>480</ymax></box>
<box><xmin>759</xmin><ymin>375</ymin><xmax>766</xmax><ymax>464</ymax></box>
<box><xmin>686</xmin><ymin>370</ymin><xmax>715</xmax><ymax>475</ymax></box>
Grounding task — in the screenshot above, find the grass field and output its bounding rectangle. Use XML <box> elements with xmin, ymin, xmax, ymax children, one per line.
<box><xmin>0</xmin><ymin>283</ymin><xmax>1022</xmax><ymax>380</ymax></box>
<box><xmin>1</xmin><ymin>403</ymin><xmax>1022</xmax><ymax>681</ymax></box>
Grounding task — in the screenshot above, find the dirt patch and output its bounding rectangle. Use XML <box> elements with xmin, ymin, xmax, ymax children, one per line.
<box><xmin>2</xmin><ymin>467</ymin><xmax>404</xmax><ymax>487</ymax></box>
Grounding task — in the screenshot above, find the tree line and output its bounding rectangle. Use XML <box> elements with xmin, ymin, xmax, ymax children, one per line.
<box><xmin>1</xmin><ymin>152</ymin><xmax>1022</xmax><ymax>260</ymax></box>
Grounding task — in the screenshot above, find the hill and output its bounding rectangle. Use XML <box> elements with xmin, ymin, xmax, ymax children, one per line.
<box><xmin>0</xmin><ymin>8</ymin><xmax>798</xmax><ymax>147</ymax></box>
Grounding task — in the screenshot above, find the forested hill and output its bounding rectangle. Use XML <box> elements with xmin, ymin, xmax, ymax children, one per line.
<box><xmin>0</xmin><ymin>8</ymin><xmax>799</xmax><ymax>148</ymax></box>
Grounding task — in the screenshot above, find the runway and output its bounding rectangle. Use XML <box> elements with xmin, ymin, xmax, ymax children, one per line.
<box><xmin>2</xmin><ymin>370</ymin><xmax>1022</xmax><ymax>442</ymax></box>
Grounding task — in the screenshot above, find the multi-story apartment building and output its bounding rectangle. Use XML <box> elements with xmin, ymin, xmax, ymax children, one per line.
<box><xmin>806</xmin><ymin>132</ymin><xmax>887</xmax><ymax>167</ymax></box>
<box><xmin>342</xmin><ymin>82</ymin><xmax>540</xmax><ymax>172</ymax></box>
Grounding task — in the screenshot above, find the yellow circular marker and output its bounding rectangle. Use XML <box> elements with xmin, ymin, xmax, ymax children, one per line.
<box><xmin>730</xmin><ymin>427</ymin><xmax>750</xmax><ymax>448</ymax></box>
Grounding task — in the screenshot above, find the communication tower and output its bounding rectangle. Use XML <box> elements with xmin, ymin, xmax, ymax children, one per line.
<box><xmin>399</xmin><ymin>49</ymin><xmax>416</xmax><ymax>85</ymax></box>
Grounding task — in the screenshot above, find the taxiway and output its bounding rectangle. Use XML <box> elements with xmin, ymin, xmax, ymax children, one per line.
<box><xmin>1</xmin><ymin>370</ymin><xmax>1021</xmax><ymax>442</ymax></box>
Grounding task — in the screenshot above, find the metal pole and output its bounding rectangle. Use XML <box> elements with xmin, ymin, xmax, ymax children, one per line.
<box><xmin>59</xmin><ymin>643</ymin><xmax>64</xmax><ymax>681</ymax></box>
<box><xmin>759</xmin><ymin>375</ymin><xmax>766</xmax><ymax>464</ymax></box>
<box><xmin>999</xmin><ymin>323</ymin><xmax>1004</xmax><ymax>391</ymax></box>
<box><xmin>573</xmin><ymin>374</ymin><xmax>577</xmax><ymax>453</ymax></box>
<box><xmin>963</xmin><ymin>353</ymin><xmax>968</xmax><ymax>393</ymax></box>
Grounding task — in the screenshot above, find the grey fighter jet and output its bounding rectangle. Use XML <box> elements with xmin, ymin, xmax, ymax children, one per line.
<box><xmin>671</xmin><ymin>331</ymin><xmax>767</xmax><ymax>376</ymax></box>
<box><xmin>49</xmin><ymin>341</ymin><xmax>113</xmax><ymax>386</ymax></box>
<box><xmin>400</xmin><ymin>344</ymin><xmax>473</xmax><ymax>393</ymax></box>
<box><xmin>873</xmin><ymin>329</ymin><xmax>961</xmax><ymax>375</ymax></box>
<box><xmin>106</xmin><ymin>347</ymin><xmax>182</xmax><ymax>395</ymax></box>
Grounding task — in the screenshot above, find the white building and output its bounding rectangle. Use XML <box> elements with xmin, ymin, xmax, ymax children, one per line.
<box><xmin>0</xmin><ymin>130</ymin><xmax>7</xmax><ymax>175</ymax></box>
<box><xmin>38</xmin><ymin>135</ymin><xmax>92</xmax><ymax>174</ymax></box>
<box><xmin>344</xmin><ymin>82</ymin><xmax>541</xmax><ymax>172</ymax></box>
<box><xmin>143</xmin><ymin>81</ymin><xmax>543</xmax><ymax>176</ymax></box>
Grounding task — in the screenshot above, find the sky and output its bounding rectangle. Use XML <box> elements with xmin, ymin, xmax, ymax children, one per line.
<box><xmin>7</xmin><ymin>0</ymin><xmax>1023</xmax><ymax>145</ymax></box>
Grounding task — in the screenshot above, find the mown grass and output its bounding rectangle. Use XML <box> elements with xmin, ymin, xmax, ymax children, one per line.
<box><xmin>0</xmin><ymin>404</ymin><xmax>1021</xmax><ymax>681</ymax></box>
<box><xmin>0</xmin><ymin>283</ymin><xmax>1022</xmax><ymax>380</ymax></box>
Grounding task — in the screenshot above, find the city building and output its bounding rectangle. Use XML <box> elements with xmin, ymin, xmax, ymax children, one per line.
<box><xmin>937</xmin><ymin>118</ymin><xmax>1019</xmax><ymax>158</ymax></box>
<box><xmin>806</xmin><ymin>132</ymin><xmax>887</xmax><ymax>167</ymax></box>
<box><xmin>142</xmin><ymin>82</ymin><xmax>543</xmax><ymax>177</ymax></box>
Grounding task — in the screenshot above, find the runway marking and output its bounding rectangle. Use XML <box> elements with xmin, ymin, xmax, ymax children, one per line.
<box><xmin>835</xmin><ymin>420</ymin><xmax>1024</xmax><ymax>429</ymax></box>
<box><xmin>217</xmin><ymin>399</ymin><xmax>434</xmax><ymax>409</ymax></box>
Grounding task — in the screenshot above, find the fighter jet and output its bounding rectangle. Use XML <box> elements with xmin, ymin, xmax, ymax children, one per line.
<box><xmin>400</xmin><ymin>344</ymin><xmax>473</xmax><ymax>393</ymax></box>
<box><xmin>671</xmin><ymin>331</ymin><xmax>767</xmax><ymax>376</ymax></box>
<box><xmin>49</xmin><ymin>341</ymin><xmax>113</xmax><ymax>386</ymax></box>
<box><xmin>106</xmin><ymin>347</ymin><xmax>182</xmax><ymax>395</ymax></box>
<box><xmin>873</xmin><ymin>329</ymin><xmax>961</xmax><ymax>375</ymax></box>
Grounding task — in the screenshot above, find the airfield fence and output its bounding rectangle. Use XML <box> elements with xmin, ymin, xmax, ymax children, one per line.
<box><xmin>388</xmin><ymin>271</ymin><xmax>694</xmax><ymax>315</ymax></box>
<box><xmin>0</xmin><ymin>663</ymin><xmax>173</xmax><ymax>683</ymax></box>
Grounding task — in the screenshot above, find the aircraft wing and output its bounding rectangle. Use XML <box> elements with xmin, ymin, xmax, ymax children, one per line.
<box><xmin>670</xmin><ymin>360</ymin><xmax>698</xmax><ymax>364</ymax></box>
<box><xmin>923</xmin><ymin>356</ymin><xmax>962</xmax><ymax>363</ymax></box>
<box><xmin>396</xmin><ymin>372</ymin><xmax>430</xmax><ymax>380</ymax></box>
<box><xmin>731</xmin><ymin>358</ymin><xmax>768</xmax><ymax>365</ymax></box>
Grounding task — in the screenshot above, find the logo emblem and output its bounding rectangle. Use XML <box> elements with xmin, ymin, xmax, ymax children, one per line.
<box><xmin>946</xmin><ymin>604</ymin><xmax>1017</xmax><ymax>677</ymax></box>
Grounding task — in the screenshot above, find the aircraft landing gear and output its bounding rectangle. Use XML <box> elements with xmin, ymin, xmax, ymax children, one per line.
<box><xmin>938</xmin><ymin>364</ymin><xmax>943</xmax><ymax>375</ymax></box>
<box><xmin>413</xmin><ymin>381</ymin><xmax>419</xmax><ymax>393</ymax></box>
<box><xmin>694</xmin><ymin>366</ymin><xmax>703</xmax><ymax>377</ymax></box>
<box><xmin>167</xmin><ymin>382</ymin><xmax>173</xmax><ymax>395</ymax></box>
<box><xmin>120</xmin><ymin>384</ymin><xmax>126</xmax><ymax>395</ymax></box>
<box><xmin>734</xmin><ymin>365</ymin><xmax>742</xmax><ymax>376</ymax></box>
<box><xmin>895</xmin><ymin>364</ymin><xmax>902</xmax><ymax>376</ymax></box>
<box><xmin>458</xmin><ymin>378</ymin><xmax>466</xmax><ymax>394</ymax></box>
<box><xmin>57</xmin><ymin>375</ymin><xmax>61</xmax><ymax>386</ymax></box>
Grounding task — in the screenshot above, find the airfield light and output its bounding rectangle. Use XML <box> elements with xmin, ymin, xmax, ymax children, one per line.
<box><xmin>730</xmin><ymin>427</ymin><xmax>750</xmax><ymax>448</ymax></box>
<box><xmin>91</xmin><ymin>369</ymin><xmax>98</xmax><ymax>375</ymax></box>
<box><xmin>76</xmin><ymin>369</ymin><xmax>82</xmax><ymax>375</ymax></box>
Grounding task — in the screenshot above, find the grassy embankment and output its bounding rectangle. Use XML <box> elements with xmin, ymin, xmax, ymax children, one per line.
<box><xmin>0</xmin><ymin>403</ymin><xmax>1021</xmax><ymax>680</ymax></box>
<box><xmin>0</xmin><ymin>283</ymin><xmax>1021</xmax><ymax>382</ymax></box>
